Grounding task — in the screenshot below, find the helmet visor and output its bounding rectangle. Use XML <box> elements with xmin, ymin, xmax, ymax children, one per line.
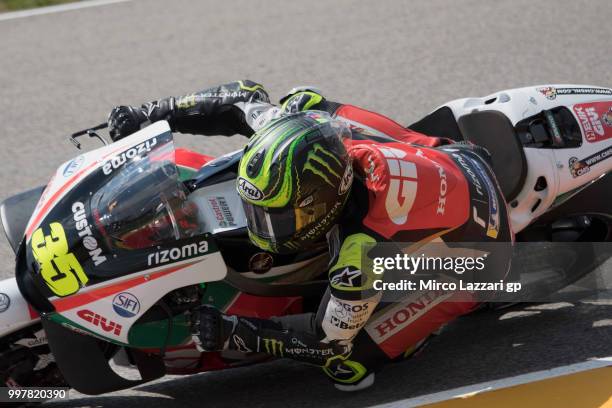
<box><xmin>242</xmin><ymin>202</ymin><xmax>295</xmax><ymax>242</ymax></box>
<box><xmin>242</xmin><ymin>200</ymin><xmax>328</xmax><ymax>245</ymax></box>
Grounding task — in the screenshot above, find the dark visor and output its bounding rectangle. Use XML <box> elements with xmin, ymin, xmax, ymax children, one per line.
<box><xmin>242</xmin><ymin>201</ymin><xmax>297</xmax><ymax>241</ymax></box>
<box><xmin>242</xmin><ymin>199</ymin><xmax>330</xmax><ymax>244</ymax></box>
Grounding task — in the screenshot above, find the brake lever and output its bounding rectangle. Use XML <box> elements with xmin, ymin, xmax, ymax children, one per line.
<box><xmin>70</xmin><ymin>122</ymin><xmax>109</xmax><ymax>149</ymax></box>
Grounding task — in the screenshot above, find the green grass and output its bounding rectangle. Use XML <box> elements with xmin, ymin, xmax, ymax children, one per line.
<box><xmin>0</xmin><ymin>0</ymin><xmax>80</xmax><ymax>12</ymax></box>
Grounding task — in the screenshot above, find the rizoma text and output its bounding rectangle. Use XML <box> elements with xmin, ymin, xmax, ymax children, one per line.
<box><xmin>147</xmin><ymin>241</ymin><xmax>209</xmax><ymax>266</ymax></box>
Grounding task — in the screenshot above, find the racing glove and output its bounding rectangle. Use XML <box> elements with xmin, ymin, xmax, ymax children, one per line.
<box><xmin>108</xmin><ymin>80</ymin><xmax>270</xmax><ymax>141</ymax></box>
<box><xmin>108</xmin><ymin>105</ymin><xmax>150</xmax><ymax>141</ymax></box>
<box><xmin>191</xmin><ymin>305</ymin><xmax>351</xmax><ymax>366</ymax></box>
<box><xmin>191</xmin><ymin>305</ymin><xmax>238</xmax><ymax>351</ymax></box>
<box><xmin>107</xmin><ymin>97</ymin><xmax>175</xmax><ymax>141</ymax></box>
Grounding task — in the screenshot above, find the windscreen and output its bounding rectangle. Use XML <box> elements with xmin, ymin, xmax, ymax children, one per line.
<box><xmin>90</xmin><ymin>136</ymin><xmax>204</xmax><ymax>253</ymax></box>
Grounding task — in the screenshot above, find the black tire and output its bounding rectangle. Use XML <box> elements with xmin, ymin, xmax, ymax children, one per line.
<box><xmin>0</xmin><ymin>323</ymin><xmax>67</xmax><ymax>390</ymax></box>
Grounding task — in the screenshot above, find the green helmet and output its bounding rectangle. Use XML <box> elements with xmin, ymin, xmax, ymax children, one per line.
<box><xmin>237</xmin><ymin>111</ymin><xmax>353</xmax><ymax>253</ymax></box>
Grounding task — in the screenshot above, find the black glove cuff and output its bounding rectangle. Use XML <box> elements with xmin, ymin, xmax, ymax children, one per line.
<box><xmin>191</xmin><ymin>306</ymin><xmax>237</xmax><ymax>352</ymax></box>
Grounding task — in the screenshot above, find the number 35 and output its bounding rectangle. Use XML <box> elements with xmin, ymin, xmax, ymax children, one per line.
<box><xmin>31</xmin><ymin>222</ymin><xmax>88</xmax><ymax>297</ymax></box>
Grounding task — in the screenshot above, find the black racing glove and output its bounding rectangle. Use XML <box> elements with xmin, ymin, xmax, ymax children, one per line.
<box><xmin>108</xmin><ymin>98</ymin><xmax>176</xmax><ymax>141</ymax></box>
<box><xmin>191</xmin><ymin>305</ymin><xmax>238</xmax><ymax>351</ymax></box>
<box><xmin>191</xmin><ymin>305</ymin><xmax>350</xmax><ymax>366</ymax></box>
<box><xmin>107</xmin><ymin>105</ymin><xmax>149</xmax><ymax>141</ymax></box>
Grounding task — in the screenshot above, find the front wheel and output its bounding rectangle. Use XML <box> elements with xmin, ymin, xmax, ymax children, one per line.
<box><xmin>0</xmin><ymin>323</ymin><xmax>66</xmax><ymax>389</ymax></box>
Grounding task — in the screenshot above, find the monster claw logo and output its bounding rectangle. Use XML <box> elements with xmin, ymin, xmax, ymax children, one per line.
<box><xmin>262</xmin><ymin>338</ymin><xmax>284</xmax><ymax>357</ymax></box>
<box><xmin>176</xmin><ymin>94</ymin><xmax>198</xmax><ymax>109</ymax></box>
<box><xmin>302</xmin><ymin>144</ymin><xmax>342</xmax><ymax>187</ymax></box>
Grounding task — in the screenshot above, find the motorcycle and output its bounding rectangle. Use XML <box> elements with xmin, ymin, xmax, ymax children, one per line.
<box><xmin>0</xmin><ymin>84</ymin><xmax>610</xmax><ymax>395</ymax></box>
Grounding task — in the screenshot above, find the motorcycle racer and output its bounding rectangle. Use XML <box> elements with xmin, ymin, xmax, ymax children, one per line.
<box><xmin>108</xmin><ymin>80</ymin><xmax>513</xmax><ymax>391</ymax></box>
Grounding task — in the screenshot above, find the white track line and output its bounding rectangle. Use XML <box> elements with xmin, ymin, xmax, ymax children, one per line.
<box><xmin>371</xmin><ymin>357</ymin><xmax>612</xmax><ymax>408</ymax></box>
<box><xmin>0</xmin><ymin>0</ymin><xmax>133</xmax><ymax>22</ymax></box>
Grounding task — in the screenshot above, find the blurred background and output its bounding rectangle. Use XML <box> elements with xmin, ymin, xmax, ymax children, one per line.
<box><xmin>1</xmin><ymin>0</ymin><xmax>610</xmax><ymax>199</ymax></box>
<box><xmin>0</xmin><ymin>1</ymin><xmax>610</xmax><ymax>406</ymax></box>
<box><xmin>0</xmin><ymin>0</ymin><xmax>73</xmax><ymax>13</ymax></box>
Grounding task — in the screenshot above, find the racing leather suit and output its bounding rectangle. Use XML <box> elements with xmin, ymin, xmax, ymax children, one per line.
<box><xmin>117</xmin><ymin>80</ymin><xmax>513</xmax><ymax>385</ymax></box>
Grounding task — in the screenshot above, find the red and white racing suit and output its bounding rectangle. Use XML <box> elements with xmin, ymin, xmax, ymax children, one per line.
<box><xmin>130</xmin><ymin>80</ymin><xmax>514</xmax><ymax>385</ymax></box>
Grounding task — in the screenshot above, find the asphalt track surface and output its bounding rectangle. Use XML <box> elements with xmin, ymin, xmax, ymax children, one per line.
<box><xmin>0</xmin><ymin>0</ymin><xmax>611</xmax><ymax>406</ymax></box>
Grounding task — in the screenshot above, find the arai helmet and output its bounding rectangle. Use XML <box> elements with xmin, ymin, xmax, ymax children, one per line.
<box><xmin>237</xmin><ymin>111</ymin><xmax>353</xmax><ymax>253</ymax></box>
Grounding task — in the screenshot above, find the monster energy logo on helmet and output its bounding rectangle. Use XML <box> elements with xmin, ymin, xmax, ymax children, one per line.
<box><xmin>237</xmin><ymin>111</ymin><xmax>353</xmax><ymax>253</ymax></box>
<box><xmin>303</xmin><ymin>144</ymin><xmax>343</xmax><ymax>187</ymax></box>
<box><xmin>237</xmin><ymin>111</ymin><xmax>351</xmax><ymax>207</ymax></box>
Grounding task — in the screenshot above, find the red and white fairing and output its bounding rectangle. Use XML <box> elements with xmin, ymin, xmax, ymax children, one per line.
<box><xmin>572</xmin><ymin>101</ymin><xmax>612</xmax><ymax>143</ymax></box>
<box><xmin>22</xmin><ymin>122</ymin><xmax>228</xmax><ymax>344</ymax></box>
<box><xmin>25</xmin><ymin>123</ymin><xmax>171</xmax><ymax>242</ymax></box>
<box><xmin>0</xmin><ymin>278</ymin><xmax>39</xmax><ymax>336</ymax></box>
<box><xmin>440</xmin><ymin>84</ymin><xmax>612</xmax><ymax>232</ymax></box>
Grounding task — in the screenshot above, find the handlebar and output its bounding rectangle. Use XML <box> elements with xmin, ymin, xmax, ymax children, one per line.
<box><xmin>69</xmin><ymin>122</ymin><xmax>109</xmax><ymax>149</ymax></box>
